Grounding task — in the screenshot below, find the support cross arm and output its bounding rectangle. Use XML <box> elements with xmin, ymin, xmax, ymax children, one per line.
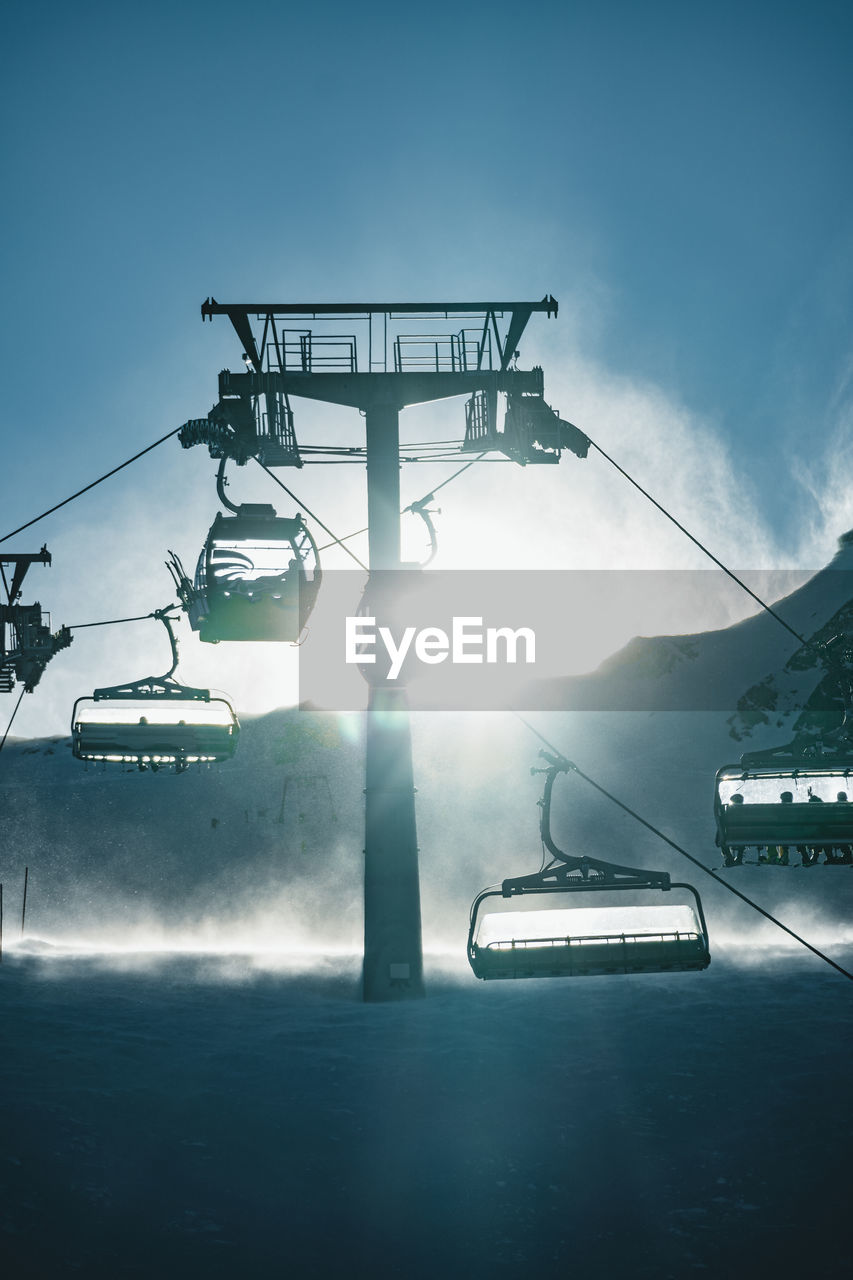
<box><xmin>499</xmin><ymin>296</ymin><xmax>558</xmax><ymax>370</ymax></box>
<box><xmin>2</xmin><ymin>546</ymin><xmax>52</xmax><ymax>604</ymax></box>
<box><xmin>219</xmin><ymin>368</ymin><xmax>545</xmax><ymax>411</ymax></box>
<box><xmin>201</xmin><ymin>297</ymin><xmax>558</xmax><ymax>320</ymax></box>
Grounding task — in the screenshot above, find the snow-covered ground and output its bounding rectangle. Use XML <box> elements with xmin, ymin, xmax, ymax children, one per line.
<box><xmin>3</xmin><ymin>545</ymin><xmax>853</xmax><ymax>1276</ymax></box>
<box><xmin>1</xmin><ymin>942</ymin><xmax>851</xmax><ymax>1278</ymax></box>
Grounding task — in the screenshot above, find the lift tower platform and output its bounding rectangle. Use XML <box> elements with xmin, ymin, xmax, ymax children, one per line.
<box><xmin>193</xmin><ymin>298</ymin><xmax>585</xmax><ymax>1000</ymax></box>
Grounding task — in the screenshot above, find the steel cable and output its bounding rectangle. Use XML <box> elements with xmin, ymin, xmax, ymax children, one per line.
<box><xmin>587</xmin><ymin>437</ymin><xmax>811</xmax><ymax>651</ymax></box>
<box><xmin>0</xmin><ymin>687</ymin><xmax>27</xmax><ymax>756</ymax></box>
<box><xmin>0</xmin><ymin>428</ymin><xmax>183</xmax><ymax>546</ymax></box>
<box><xmin>253</xmin><ymin>458</ymin><xmax>368</xmax><ymax>572</ymax></box>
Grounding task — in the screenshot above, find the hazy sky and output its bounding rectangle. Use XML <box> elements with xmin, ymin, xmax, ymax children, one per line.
<box><xmin>3</xmin><ymin>0</ymin><xmax>852</xmax><ymax>736</ymax></box>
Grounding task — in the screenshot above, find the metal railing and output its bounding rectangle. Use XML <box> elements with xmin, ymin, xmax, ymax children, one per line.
<box><xmin>265</xmin><ymin>330</ymin><xmax>357</xmax><ymax>374</ymax></box>
<box><xmin>393</xmin><ymin>328</ymin><xmax>493</xmax><ymax>373</ymax></box>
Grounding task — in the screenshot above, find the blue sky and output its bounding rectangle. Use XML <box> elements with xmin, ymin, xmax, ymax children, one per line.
<box><xmin>3</xmin><ymin>0</ymin><xmax>853</xmax><ymax>735</ymax></box>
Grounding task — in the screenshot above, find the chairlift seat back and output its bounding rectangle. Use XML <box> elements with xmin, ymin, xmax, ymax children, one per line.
<box><xmin>715</xmin><ymin>764</ymin><xmax>853</xmax><ymax>848</ymax></box>
<box><xmin>719</xmin><ymin>801</ymin><xmax>853</xmax><ymax>846</ymax></box>
<box><xmin>72</xmin><ymin>697</ymin><xmax>239</xmax><ymax>764</ymax></box>
<box><xmin>469</xmin><ymin>901</ymin><xmax>710</xmax><ymax>980</ymax></box>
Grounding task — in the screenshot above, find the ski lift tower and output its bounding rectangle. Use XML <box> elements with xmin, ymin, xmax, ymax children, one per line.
<box><xmin>1</xmin><ymin>547</ymin><xmax>72</xmax><ymax>693</ymax></box>
<box><xmin>193</xmin><ymin>298</ymin><xmax>587</xmax><ymax>1000</ymax></box>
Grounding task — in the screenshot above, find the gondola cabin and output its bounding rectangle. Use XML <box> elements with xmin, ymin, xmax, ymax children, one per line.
<box><xmin>187</xmin><ymin>504</ymin><xmax>321</xmax><ymax>643</ymax></box>
<box><xmin>714</xmin><ymin>763</ymin><xmax>853</xmax><ymax>857</ymax></box>
<box><xmin>72</xmin><ymin>690</ymin><xmax>239</xmax><ymax>767</ymax></box>
<box><xmin>468</xmin><ymin>883</ymin><xmax>711</xmax><ymax>980</ymax></box>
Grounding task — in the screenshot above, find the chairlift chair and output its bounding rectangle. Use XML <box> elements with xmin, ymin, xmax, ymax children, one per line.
<box><xmin>715</xmin><ymin>635</ymin><xmax>853</xmax><ymax>864</ymax></box>
<box><xmin>71</xmin><ymin>610</ymin><xmax>239</xmax><ymax>770</ymax></box>
<box><xmin>168</xmin><ymin>459</ymin><xmax>321</xmax><ymax>643</ymax></box>
<box><xmin>715</xmin><ymin>756</ymin><xmax>853</xmax><ymax>864</ymax></box>
<box><xmin>468</xmin><ymin>752</ymin><xmax>711</xmax><ymax>980</ymax></box>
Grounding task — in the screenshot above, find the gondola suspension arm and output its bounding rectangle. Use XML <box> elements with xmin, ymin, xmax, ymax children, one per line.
<box><xmin>404</xmin><ymin>494</ymin><xmax>439</xmax><ymax>567</ymax></box>
<box><xmin>151</xmin><ymin>607</ymin><xmax>181</xmax><ymax>683</ymax></box>
<box><xmin>215</xmin><ymin>456</ymin><xmax>241</xmax><ymax>515</ymax></box>
<box><xmin>525</xmin><ymin>751</ymin><xmax>672</xmax><ymax>890</ymax></box>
